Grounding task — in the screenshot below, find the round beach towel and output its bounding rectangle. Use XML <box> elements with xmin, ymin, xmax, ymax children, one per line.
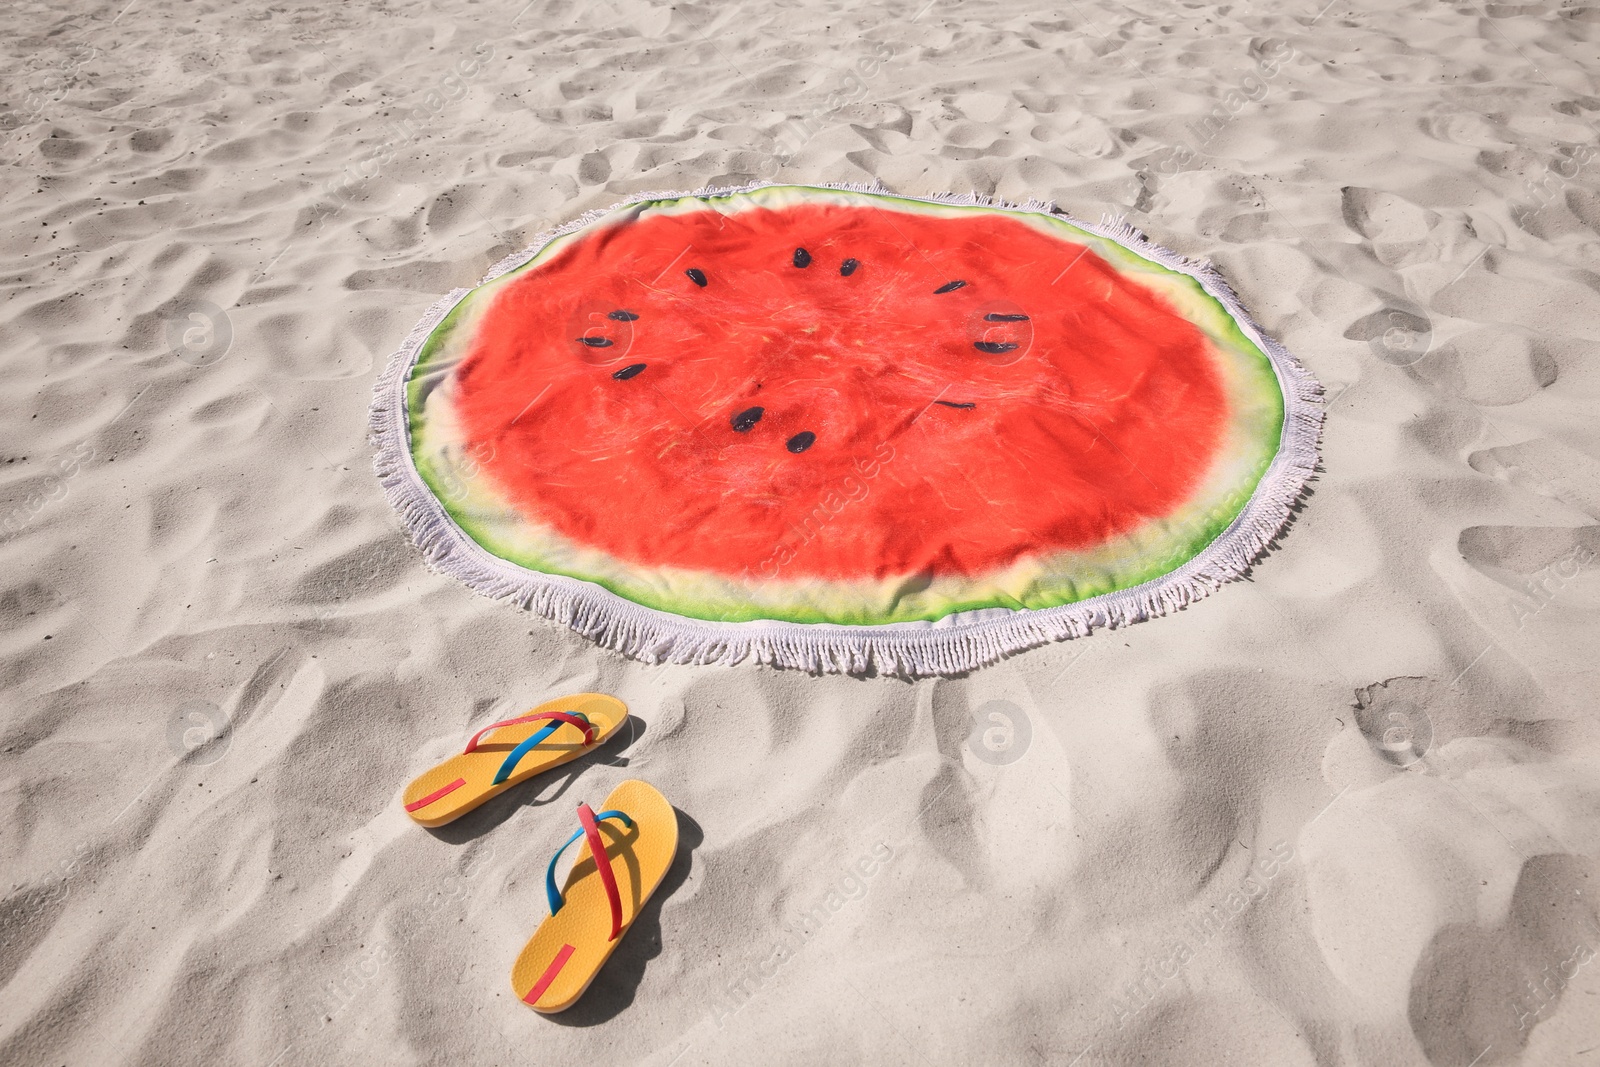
<box><xmin>370</xmin><ymin>182</ymin><xmax>1321</xmax><ymax>675</ymax></box>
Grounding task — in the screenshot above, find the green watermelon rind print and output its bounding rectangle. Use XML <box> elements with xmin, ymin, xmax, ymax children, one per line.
<box><xmin>372</xmin><ymin>182</ymin><xmax>1321</xmax><ymax>675</ymax></box>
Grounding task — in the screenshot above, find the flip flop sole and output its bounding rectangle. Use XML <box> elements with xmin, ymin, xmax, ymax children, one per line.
<box><xmin>401</xmin><ymin>694</ymin><xmax>627</xmax><ymax>827</ymax></box>
<box><xmin>511</xmin><ymin>779</ymin><xmax>679</xmax><ymax>1013</ymax></box>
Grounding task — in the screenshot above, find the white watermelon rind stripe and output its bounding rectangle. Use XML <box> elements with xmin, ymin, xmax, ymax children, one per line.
<box><xmin>370</xmin><ymin>180</ymin><xmax>1322</xmax><ymax>676</ymax></box>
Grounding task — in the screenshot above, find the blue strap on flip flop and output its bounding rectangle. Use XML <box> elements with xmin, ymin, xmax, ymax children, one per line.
<box><xmin>545</xmin><ymin>809</ymin><xmax>635</xmax><ymax>915</ymax></box>
<box><xmin>492</xmin><ymin>711</ymin><xmax>593</xmax><ymax>786</ymax></box>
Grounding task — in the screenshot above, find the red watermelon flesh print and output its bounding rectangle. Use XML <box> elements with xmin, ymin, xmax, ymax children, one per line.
<box><xmin>402</xmin><ymin>185</ymin><xmax>1291</xmax><ymax>628</ymax></box>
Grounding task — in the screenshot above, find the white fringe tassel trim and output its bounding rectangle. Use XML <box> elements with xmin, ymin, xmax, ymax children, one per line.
<box><xmin>370</xmin><ymin>180</ymin><xmax>1324</xmax><ymax>677</ymax></box>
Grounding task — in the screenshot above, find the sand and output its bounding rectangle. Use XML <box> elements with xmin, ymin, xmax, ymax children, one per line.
<box><xmin>3</xmin><ymin>0</ymin><xmax>1599</xmax><ymax>1063</ymax></box>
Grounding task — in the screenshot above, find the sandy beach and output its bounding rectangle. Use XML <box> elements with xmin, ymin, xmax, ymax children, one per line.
<box><xmin>3</xmin><ymin>0</ymin><xmax>1599</xmax><ymax>1063</ymax></box>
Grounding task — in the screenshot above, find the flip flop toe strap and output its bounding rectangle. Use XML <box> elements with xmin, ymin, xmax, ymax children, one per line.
<box><xmin>466</xmin><ymin>710</ymin><xmax>597</xmax><ymax>754</ymax></box>
<box><xmin>546</xmin><ymin>802</ymin><xmax>635</xmax><ymax>941</ymax></box>
<box><xmin>467</xmin><ymin>711</ymin><xmax>596</xmax><ymax>786</ymax></box>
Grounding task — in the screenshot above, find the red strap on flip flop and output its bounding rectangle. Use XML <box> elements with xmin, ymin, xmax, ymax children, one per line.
<box><xmin>404</xmin><ymin>777</ymin><xmax>466</xmax><ymax>812</ymax></box>
<box><xmin>523</xmin><ymin>943</ymin><xmax>576</xmax><ymax>1005</ymax></box>
<box><xmin>576</xmin><ymin>802</ymin><xmax>625</xmax><ymax>942</ymax></box>
<box><xmin>463</xmin><ymin>711</ymin><xmax>595</xmax><ymax>754</ymax></box>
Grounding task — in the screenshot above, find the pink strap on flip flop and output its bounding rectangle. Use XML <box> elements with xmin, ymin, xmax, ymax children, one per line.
<box><xmin>576</xmin><ymin>802</ymin><xmax>625</xmax><ymax>941</ymax></box>
<box><xmin>463</xmin><ymin>711</ymin><xmax>596</xmax><ymax>754</ymax></box>
<box><xmin>523</xmin><ymin>943</ymin><xmax>577</xmax><ymax>1005</ymax></box>
<box><xmin>404</xmin><ymin>777</ymin><xmax>466</xmax><ymax>812</ymax></box>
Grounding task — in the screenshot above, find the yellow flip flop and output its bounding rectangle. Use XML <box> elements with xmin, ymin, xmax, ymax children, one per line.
<box><xmin>512</xmin><ymin>779</ymin><xmax>679</xmax><ymax>1012</ymax></box>
<box><xmin>401</xmin><ymin>694</ymin><xmax>627</xmax><ymax>827</ymax></box>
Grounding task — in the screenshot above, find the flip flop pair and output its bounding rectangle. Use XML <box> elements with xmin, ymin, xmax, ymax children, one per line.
<box><xmin>401</xmin><ymin>695</ymin><xmax>678</xmax><ymax>1014</ymax></box>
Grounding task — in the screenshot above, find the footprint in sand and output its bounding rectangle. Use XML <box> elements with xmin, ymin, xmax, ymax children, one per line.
<box><xmin>1469</xmin><ymin>438</ymin><xmax>1600</xmax><ymax>519</ymax></box>
<box><xmin>1457</xmin><ymin>524</ymin><xmax>1600</xmax><ymax>626</ymax></box>
<box><xmin>1408</xmin><ymin>853</ymin><xmax>1600</xmax><ymax>1065</ymax></box>
<box><xmin>1414</xmin><ymin>324</ymin><xmax>1556</xmax><ymax>406</ymax></box>
<box><xmin>1352</xmin><ymin>676</ymin><xmax>1434</xmax><ymax>768</ymax></box>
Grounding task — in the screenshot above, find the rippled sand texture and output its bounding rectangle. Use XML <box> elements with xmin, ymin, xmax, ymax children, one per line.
<box><xmin>3</xmin><ymin>0</ymin><xmax>1600</xmax><ymax>1063</ymax></box>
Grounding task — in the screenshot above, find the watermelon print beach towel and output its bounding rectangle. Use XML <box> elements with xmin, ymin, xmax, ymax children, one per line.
<box><xmin>371</xmin><ymin>183</ymin><xmax>1321</xmax><ymax>675</ymax></box>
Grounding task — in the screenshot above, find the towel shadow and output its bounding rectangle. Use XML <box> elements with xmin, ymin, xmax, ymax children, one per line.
<box><xmin>543</xmin><ymin>806</ymin><xmax>703</xmax><ymax>1027</ymax></box>
<box><xmin>426</xmin><ymin>717</ymin><xmax>647</xmax><ymax>845</ymax></box>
